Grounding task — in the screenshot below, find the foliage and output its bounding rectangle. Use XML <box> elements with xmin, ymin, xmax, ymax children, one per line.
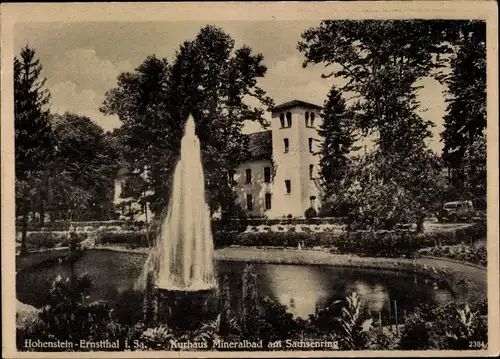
<box><xmin>439</xmin><ymin>21</ymin><xmax>486</xmax><ymax>204</ymax></box>
<box><xmin>47</xmin><ymin>113</ymin><xmax>121</xmax><ymax>221</ymax></box>
<box><xmin>418</xmin><ymin>243</ymin><xmax>487</xmax><ymax>266</ymax></box>
<box><xmin>341</xmin><ymin>149</ymin><xmax>443</xmax><ymax>231</ymax></box>
<box><xmin>14</xmin><ymin>46</ymin><xmax>55</xmax><ymax>179</ymax></box>
<box><xmin>241</xmin><ymin>265</ymin><xmax>259</xmax><ymax>338</ymax></box>
<box><xmin>339</xmin><ymin>292</ymin><xmax>372</xmax><ymax>350</ymax></box>
<box><xmin>298</xmin><ymin>20</ymin><xmax>455</xmax><ymax>230</ymax></box>
<box><xmin>400</xmin><ymin>301</ymin><xmax>487</xmax><ymax>350</ymax></box>
<box><xmin>101</xmin><ymin>25</ymin><xmax>274</xmax><ymax>217</ymax></box>
<box><xmin>22</xmin><ymin>231</ymin><xmax>88</xmax><ymax>250</ymax></box>
<box><xmin>304</xmin><ymin>207</ymin><xmax>317</xmax><ymax>219</ymax></box>
<box><xmin>17</xmin><ymin>273</ymin><xmax>128</xmax><ymax>351</ymax></box>
<box><xmin>17</xmin><ymin>269</ymin><xmax>487</xmax><ymax>351</ymax></box>
<box><xmin>14</xmin><ymin>46</ymin><xmax>57</xmax><ymax>253</ymax></box>
<box><xmin>218</xmin><ymin>275</ymin><xmax>231</xmax><ymax>336</ymax></box>
<box><xmin>336</xmin><ymin>222</ymin><xmax>485</xmax><ymax>257</ymax></box>
<box><xmin>318</xmin><ymin>86</ymin><xmax>359</xmax><ymax>199</ymax></box>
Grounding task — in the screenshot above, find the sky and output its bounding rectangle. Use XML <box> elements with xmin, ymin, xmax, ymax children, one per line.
<box><xmin>14</xmin><ymin>21</ymin><xmax>447</xmax><ymax>153</ymax></box>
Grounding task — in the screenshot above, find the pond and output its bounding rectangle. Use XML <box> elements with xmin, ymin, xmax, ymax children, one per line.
<box><xmin>16</xmin><ymin>250</ymin><xmax>455</xmax><ymax>324</ymax></box>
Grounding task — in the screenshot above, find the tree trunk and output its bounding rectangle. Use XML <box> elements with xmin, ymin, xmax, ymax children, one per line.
<box><xmin>40</xmin><ymin>200</ymin><xmax>45</xmax><ymax>227</ymax></box>
<box><xmin>416</xmin><ymin>216</ymin><xmax>425</xmax><ymax>233</ymax></box>
<box><xmin>20</xmin><ymin>210</ymin><xmax>28</xmax><ymax>256</ymax></box>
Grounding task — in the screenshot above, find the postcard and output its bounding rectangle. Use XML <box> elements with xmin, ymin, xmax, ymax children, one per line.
<box><xmin>1</xmin><ymin>1</ymin><xmax>498</xmax><ymax>357</ymax></box>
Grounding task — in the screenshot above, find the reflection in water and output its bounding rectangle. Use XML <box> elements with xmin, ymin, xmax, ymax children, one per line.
<box><xmin>16</xmin><ymin>251</ymin><xmax>456</xmax><ymax>321</ymax></box>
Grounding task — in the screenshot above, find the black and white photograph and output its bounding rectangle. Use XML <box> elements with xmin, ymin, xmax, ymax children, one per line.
<box><xmin>1</xmin><ymin>1</ymin><xmax>498</xmax><ymax>357</ymax></box>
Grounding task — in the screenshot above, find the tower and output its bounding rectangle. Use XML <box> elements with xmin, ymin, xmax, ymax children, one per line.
<box><xmin>270</xmin><ymin>100</ymin><xmax>323</xmax><ymax>217</ymax></box>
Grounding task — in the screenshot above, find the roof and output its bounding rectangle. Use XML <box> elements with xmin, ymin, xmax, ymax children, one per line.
<box><xmin>271</xmin><ymin>100</ymin><xmax>322</xmax><ymax>113</ymax></box>
<box><xmin>244</xmin><ymin>130</ymin><xmax>272</xmax><ymax>161</ymax></box>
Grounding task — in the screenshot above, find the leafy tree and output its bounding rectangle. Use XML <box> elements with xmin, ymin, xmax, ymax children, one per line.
<box><xmin>14</xmin><ymin>46</ymin><xmax>55</xmax><ymax>253</ymax></box>
<box><xmin>298</xmin><ymin>20</ymin><xmax>449</xmax><ymax>228</ymax></box>
<box><xmin>101</xmin><ymin>26</ymin><xmax>274</xmax><ymax>218</ymax></box>
<box><xmin>438</xmin><ymin>21</ymin><xmax>486</xmax><ymax>206</ymax></box>
<box><xmin>317</xmin><ymin>86</ymin><xmax>358</xmax><ymax>201</ymax></box>
<box><xmin>48</xmin><ymin>113</ymin><xmax>121</xmax><ymax>221</ymax></box>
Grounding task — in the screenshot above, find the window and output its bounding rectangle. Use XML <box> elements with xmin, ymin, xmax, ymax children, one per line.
<box><xmin>246</xmin><ymin>194</ymin><xmax>253</xmax><ymax>211</ymax></box>
<box><xmin>283</xmin><ymin>138</ymin><xmax>289</xmax><ymax>153</ymax></box>
<box><xmin>279</xmin><ymin>113</ymin><xmax>285</xmax><ymax>128</ymax></box>
<box><xmin>285</xmin><ymin>180</ymin><xmax>291</xmax><ymax>194</ymax></box>
<box><xmin>310</xmin><ymin>196</ymin><xmax>316</xmax><ymax>208</ymax></box>
<box><xmin>310</xmin><ymin>112</ymin><xmax>315</xmax><ymax>127</ymax></box>
<box><xmin>245</xmin><ymin>169</ymin><xmax>252</xmax><ymax>183</ymax></box>
<box><xmin>308</xmin><ymin>138</ymin><xmax>313</xmax><ymax>153</ymax></box>
<box><xmin>305</xmin><ymin>111</ymin><xmax>309</xmax><ymax>127</ymax></box>
<box><xmin>309</xmin><ymin>164</ymin><xmax>314</xmax><ymax>179</ymax></box>
<box><xmin>264</xmin><ymin>166</ymin><xmax>271</xmax><ymax>183</ymax></box>
<box><xmin>265</xmin><ymin>193</ymin><xmax>272</xmax><ymax>210</ymax></box>
<box><xmin>286</xmin><ymin>112</ymin><xmax>292</xmax><ymax>127</ymax></box>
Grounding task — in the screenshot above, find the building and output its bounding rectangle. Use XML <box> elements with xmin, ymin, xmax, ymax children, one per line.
<box><xmin>112</xmin><ymin>99</ymin><xmax>325</xmax><ymax>219</ymax></box>
<box><xmin>234</xmin><ymin>100</ymin><xmax>324</xmax><ymax>218</ymax></box>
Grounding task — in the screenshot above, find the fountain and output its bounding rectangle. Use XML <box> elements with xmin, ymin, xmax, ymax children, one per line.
<box><xmin>140</xmin><ymin>115</ymin><xmax>215</xmax><ymax>291</ymax></box>
<box><xmin>137</xmin><ymin>115</ymin><xmax>217</xmax><ymax>327</ymax></box>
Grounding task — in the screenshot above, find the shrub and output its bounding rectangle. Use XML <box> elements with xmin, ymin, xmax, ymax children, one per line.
<box><xmin>97</xmin><ymin>232</ymin><xmax>148</xmax><ymax>247</ymax></box>
<box><xmin>24</xmin><ymin>232</ymin><xmax>87</xmax><ymax>250</ymax></box>
<box><xmin>418</xmin><ymin>244</ymin><xmax>487</xmax><ymax>266</ymax></box>
<box><xmin>304</xmin><ymin>207</ymin><xmax>317</xmax><ymax>219</ymax></box>
<box><xmin>335</xmin><ymin>223</ymin><xmax>486</xmax><ymax>258</ymax></box>
<box><xmin>213</xmin><ymin>231</ymin><xmax>343</xmax><ymax>249</ymax></box>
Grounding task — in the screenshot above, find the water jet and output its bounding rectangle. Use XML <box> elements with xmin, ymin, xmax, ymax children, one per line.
<box><xmin>138</xmin><ymin>114</ymin><xmax>217</xmax><ymax>325</ymax></box>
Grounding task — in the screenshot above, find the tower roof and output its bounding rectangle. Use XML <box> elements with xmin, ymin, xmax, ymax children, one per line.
<box><xmin>271</xmin><ymin>100</ymin><xmax>322</xmax><ymax>113</ymax></box>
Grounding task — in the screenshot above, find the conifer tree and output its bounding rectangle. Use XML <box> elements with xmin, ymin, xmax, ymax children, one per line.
<box><xmin>14</xmin><ymin>46</ymin><xmax>55</xmax><ymax>253</ymax></box>
<box><xmin>317</xmin><ymin>86</ymin><xmax>358</xmax><ymax>201</ymax></box>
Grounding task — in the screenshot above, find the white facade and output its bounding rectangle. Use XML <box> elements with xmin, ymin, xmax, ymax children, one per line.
<box><xmin>234</xmin><ymin>100</ymin><xmax>325</xmax><ymax>218</ymax></box>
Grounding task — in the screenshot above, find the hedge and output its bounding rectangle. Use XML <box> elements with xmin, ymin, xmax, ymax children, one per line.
<box><xmin>418</xmin><ymin>244</ymin><xmax>487</xmax><ymax>266</ymax></box>
<box><xmin>22</xmin><ymin>232</ymin><xmax>88</xmax><ymax>250</ymax></box>
<box><xmin>93</xmin><ymin>222</ymin><xmax>486</xmax><ymax>258</ymax></box>
<box><xmin>335</xmin><ymin>223</ymin><xmax>487</xmax><ymax>257</ymax></box>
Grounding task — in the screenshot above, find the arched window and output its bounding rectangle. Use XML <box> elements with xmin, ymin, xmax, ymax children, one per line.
<box><xmin>310</xmin><ymin>112</ymin><xmax>315</xmax><ymax>127</ymax></box>
<box><xmin>283</xmin><ymin>138</ymin><xmax>289</xmax><ymax>153</ymax></box>
<box><xmin>305</xmin><ymin>111</ymin><xmax>309</xmax><ymax>127</ymax></box>
<box><xmin>286</xmin><ymin>112</ymin><xmax>292</xmax><ymax>127</ymax></box>
<box><xmin>309</xmin><ymin>164</ymin><xmax>314</xmax><ymax>179</ymax></box>
<box><xmin>310</xmin><ymin>196</ymin><xmax>316</xmax><ymax>208</ymax></box>
<box><xmin>308</xmin><ymin>138</ymin><xmax>313</xmax><ymax>153</ymax></box>
<box><xmin>279</xmin><ymin>113</ymin><xmax>285</xmax><ymax>128</ymax></box>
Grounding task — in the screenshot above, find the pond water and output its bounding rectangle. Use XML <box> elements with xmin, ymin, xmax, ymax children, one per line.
<box><xmin>16</xmin><ymin>250</ymin><xmax>455</xmax><ymax>323</ymax></box>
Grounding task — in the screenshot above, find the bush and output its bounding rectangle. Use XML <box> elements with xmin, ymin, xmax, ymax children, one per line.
<box><xmin>97</xmin><ymin>232</ymin><xmax>149</xmax><ymax>247</ymax></box>
<box><xmin>304</xmin><ymin>207</ymin><xmax>317</xmax><ymax>219</ymax></box>
<box><xmin>418</xmin><ymin>244</ymin><xmax>487</xmax><ymax>266</ymax></box>
<box><xmin>24</xmin><ymin>232</ymin><xmax>87</xmax><ymax>250</ymax></box>
<box><xmin>335</xmin><ymin>223</ymin><xmax>486</xmax><ymax>258</ymax></box>
<box><xmin>213</xmin><ymin>231</ymin><xmax>343</xmax><ymax>249</ymax></box>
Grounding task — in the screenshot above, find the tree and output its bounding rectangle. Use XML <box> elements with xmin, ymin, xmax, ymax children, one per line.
<box><xmin>438</xmin><ymin>21</ymin><xmax>486</xmax><ymax>206</ymax></box>
<box><xmin>48</xmin><ymin>113</ymin><xmax>121</xmax><ymax>221</ymax></box>
<box><xmin>298</xmin><ymin>20</ymin><xmax>449</xmax><ymax>229</ymax></box>
<box><xmin>14</xmin><ymin>46</ymin><xmax>55</xmax><ymax>253</ymax></box>
<box><xmin>101</xmin><ymin>26</ymin><xmax>274</xmax><ymax>217</ymax></box>
<box><xmin>317</xmin><ymin>86</ymin><xmax>358</xmax><ymax>202</ymax></box>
